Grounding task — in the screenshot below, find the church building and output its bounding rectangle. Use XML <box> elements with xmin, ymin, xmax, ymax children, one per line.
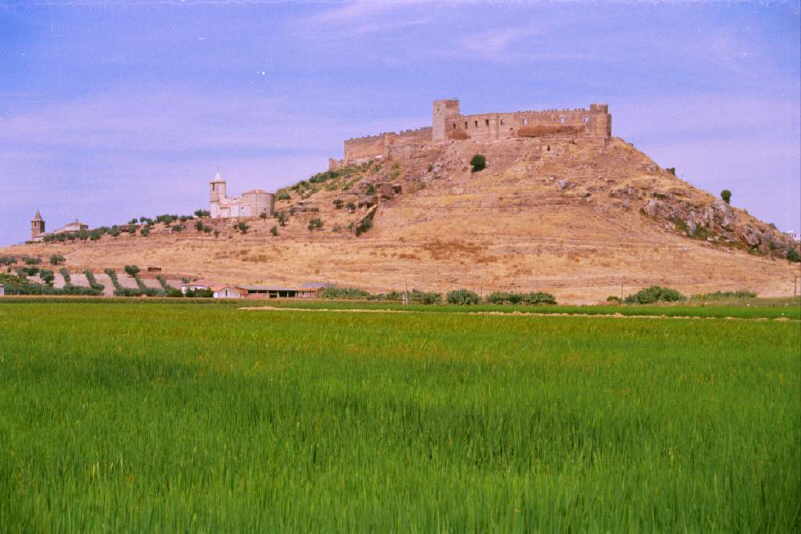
<box><xmin>209</xmin><ymin>173</ymin><xmax>274</xmax><ymax>219</ymax></box>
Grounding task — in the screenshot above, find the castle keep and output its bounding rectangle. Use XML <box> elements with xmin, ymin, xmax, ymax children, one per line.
<box><xmin>330</xmin><ymin>98</ymin><xmax>611</xmax><ymax>169</ymax></box>
<box><xmin>209</xmin><ymin>173</ymin><xmax>275</xmax><ymax>219</ymax></box>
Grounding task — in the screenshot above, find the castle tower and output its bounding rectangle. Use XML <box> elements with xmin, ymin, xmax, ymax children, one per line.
<box><xmin>210</xmin><ymin>172</ymin><xmax>227</xmax><ymax>203</ymax></box>
<box><xmin>432</xmin><ymin>99</ymin><xmax>460</xmax><ymax>142</ymax></box>
<box><xmin>588</xmin><ymin>103</ymin><xmax>612</xmax><ymax>138</ymax></box>
<box><xmin>31</xmin><ymin>210</ymin><xmax>45</xmax><ymax>240</ymax></box>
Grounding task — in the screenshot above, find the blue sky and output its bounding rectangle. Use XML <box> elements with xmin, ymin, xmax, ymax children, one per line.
<box><xmin>1</xmin><ymin>0</ymin><xmax>799</xmax><ymax>245</ymax></box>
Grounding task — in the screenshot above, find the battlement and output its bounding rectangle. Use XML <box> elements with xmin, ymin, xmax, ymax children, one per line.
<box><xmin>443</xmin><ymin>102</ymin><xmax>611</xmax><ymax>142</ymax></box>
<box><xmin>344</xmin><ymin>127</ymin><xmax>431</xmax><ymax>143</ymax></box>
<box><xmin>332</xmin><ymin>99</ymin><xmax>612</xmax><ymax>167</ymax></box>
<box><xmin>338</xmin><ymin>127</ymin><xmax>432</xmax><ymax>168</ymax></box>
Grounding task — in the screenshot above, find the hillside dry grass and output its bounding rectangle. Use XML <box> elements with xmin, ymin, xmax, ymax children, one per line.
<box><xmin>1</xmin><ymin>302</ymin><xmax>799</xmax><ymax>531</ymax></box>
<box><xmin>4</xmin><ymin>137</ymin><xmax>797</xmax><ymax>303</ymax></box>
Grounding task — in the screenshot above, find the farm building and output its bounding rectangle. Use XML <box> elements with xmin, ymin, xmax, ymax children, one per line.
<box><xmin>235</xmin><ymin>285</ymin><xmax>319</xmax><ymax>299</ymax></box>
<box><xmin>181</xmin><ymin>280</ymin><xmax>325</xmax><ymax>299</ymax></box>
<box><xmin>213</xmin><ymin>286</ymin><xmax>243</xmax><ymax>299</ymax></box>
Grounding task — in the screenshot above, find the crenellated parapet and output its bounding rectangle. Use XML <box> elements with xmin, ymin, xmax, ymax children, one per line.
<box><xmin>342</xmin><ymin>127</ymin><xmax>432</xmax><ymax>166</ymax></box>
<box><xmin>441</xmin><ymin>102</ymin><xmax>611</xmax><ymax>142</ymax></box>
<box><xmin>334</xmin><ymin>98</ymin><xmax>612</xmax><ymax>165</ymax></box>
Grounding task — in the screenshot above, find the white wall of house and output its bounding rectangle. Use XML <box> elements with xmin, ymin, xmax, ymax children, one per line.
<box><xmin>213</xmin><ymin>287</ymin><xmax>242</xmax><ymax>299</ymax></box>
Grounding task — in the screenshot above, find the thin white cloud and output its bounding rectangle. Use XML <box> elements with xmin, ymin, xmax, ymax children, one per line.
<box><xmin>0</xmin><ymin>86</ymin><xmax>426</xmax><ymax>154</ymax></box>
<box><xmin>307</xmin><ymin>0</ymin><xmax>451</xmax><ymax>25</ymax></box>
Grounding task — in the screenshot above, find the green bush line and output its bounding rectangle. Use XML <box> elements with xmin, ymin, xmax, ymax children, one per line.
<box><xmin>0</xmin><ymin>272</ymin><xmax>100</xmax><ymax>296</ymax></box>
<box><xmin>0</xmin><ymin>295</ymin><xmax>797</xmax><ymax>319</ymax></box>
<box><xmin>104</xmin><ymin>268</ymin><xmax>123</xmax><ymax>292</ymax></box>
<box><xmin>38</xmin><ymin>269</ymin><xmax>54</xmax><ymax>286</ymax></box>
<box><xmin>105</xmin><ymin>268</ymin><xmax>162</xmax><ymax>297</ymax></box>
<box><xmin>38</xmin><ymin>210</ymin><xmax>210</xmax><ymax>243</ymax></box>
<box><xmin>59</xmin><ymin>267</ymin><xmax>72</xmax><ymax>288</ymax></box>
<box><xmin>84</xmin><ymin>270</ymin><xmax>105</xmax><ymax>292</ymax></box>
<box><xmin>322</xmin><ymin>287</ymin><xmax>557</xmax><ymax>306</ymax></box>
<box><xmin>624</xmin><ymin>285</ymin><xmax>684</xmax><ymax>304</ymax></box>
<box><xmin>263</xmin><ymin>299</ymin><xmax>801</xmax><ymax>320</ymax></box>
<box><xmin>0</xmin><ymin>296</ymin><xmax>231</xmax><ymax>305</ymax></box>
<box><xmin>133</xmin><ymin>274</ymin><xmax>149</xmax><ymax>292</ymax></box>
<box><xmin>692</xmin><ymin>290</ymin><xmax>757</xmax><ymax>300</ymax></box>
<box><xmin>156</xmin><ymin>275</ymin><xmax>175</xmax><ymax>292</ymax></box>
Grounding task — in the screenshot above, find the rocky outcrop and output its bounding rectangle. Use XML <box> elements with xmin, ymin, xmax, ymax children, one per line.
<box><xmin>640</xmin><ymin>195</ymin><xmax>797</xmax><ymax>257</ymax></box>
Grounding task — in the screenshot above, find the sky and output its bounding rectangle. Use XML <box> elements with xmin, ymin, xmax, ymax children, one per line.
<box><xmin>0</xmin><ymin>0</ymin><xmax>799</xmax><ymax>245</ymax></box>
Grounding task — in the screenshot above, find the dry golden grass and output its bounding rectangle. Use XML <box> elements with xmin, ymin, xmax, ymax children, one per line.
<box><xmin>4</xmin><ymin>137</ymin><xmax>798</xmax><ymax>304</ymax></box>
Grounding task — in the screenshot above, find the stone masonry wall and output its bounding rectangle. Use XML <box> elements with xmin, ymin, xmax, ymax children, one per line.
<box><xmin>341</xmin><ymin>127</ymin><xmax>432</xmax><ymax>166</ymax></box>
<box><xmin>335</xmin><ymin>99</ymin><xmax>611</xmax><ymax>167</ymax></box>
<box><xmin>445</xmin><ymin>105</ymin><xmax>610</xmax><ymax>142</ymax></box>
<box><xmin>343</xmin><ymin>134</ymin><xmax>386</xmax><ymax>163</ymax></box>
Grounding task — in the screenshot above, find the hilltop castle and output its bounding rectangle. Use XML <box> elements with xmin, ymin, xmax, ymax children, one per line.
<box><xmin>329</xmin><ymin>98</ymin><xmax>612</xmax><ymax>169</ymax></box>
<box><xmin>209</xmin><ymin>173</ymin><xmax>275</xmax><ymax>219</ymax></box>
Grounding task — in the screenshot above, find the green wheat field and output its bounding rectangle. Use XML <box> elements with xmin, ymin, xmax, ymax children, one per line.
<box><xmin>1</xmin><ymin>301</ymin><xmax>799</xmax><ymax>532</ymax></box>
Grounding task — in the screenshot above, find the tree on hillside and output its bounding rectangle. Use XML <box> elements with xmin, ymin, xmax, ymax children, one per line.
<box><xmin>124</xmin><ymin>265</ymin><xmax>140</xmax><ymax>277</ymax></box>
<box><xmin>720</xmin><ymin>189</ymin><xmax>732</xmax><ymax>204</ymax></box>
<box><xmin>470</xmin><ymin>154</ymin><xmax>486</xmax><ymax>173</ymax></box>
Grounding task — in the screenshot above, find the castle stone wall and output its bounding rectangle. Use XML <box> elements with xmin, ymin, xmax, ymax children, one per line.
<box><xmin>342</xmin><ymin>127</ymin><xmax>433</xmax><ymax>166</ymax></box>
<box><xmin>445</xmin><ymin>105</ymin><xmax>611</xmax><ymax>142</ymax></box>
<box><xmin>344</xmin><ymin>134</ymin><xmax>386</xmax><ymax>163</ymax></box>
<box><xmin>334</xmin><ymin>99</ymin><xmax>611</xmax><ymax>165</ymax></box>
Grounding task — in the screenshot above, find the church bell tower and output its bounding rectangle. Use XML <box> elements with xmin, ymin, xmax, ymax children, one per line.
<box><xmin>31</xmin><ymin>210</ymin><xmax>45</xmax><ymax>240</ymax></box>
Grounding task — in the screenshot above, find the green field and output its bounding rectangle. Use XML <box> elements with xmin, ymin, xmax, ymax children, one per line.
<box><xmin>256</xmin><ymin>297</ymin><xmax>801</xmax><ymax>320</ymax></box>
<box><xmin>1</xmin><ymin>302</ymin><xmax>799</xmax><ymax>531</ymax></box>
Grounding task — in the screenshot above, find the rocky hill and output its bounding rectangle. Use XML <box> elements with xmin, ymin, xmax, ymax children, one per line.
<box><xmin>3</xmin><ymin>135</ymin><xmax>799</xmax><ymax>303</ymax></box>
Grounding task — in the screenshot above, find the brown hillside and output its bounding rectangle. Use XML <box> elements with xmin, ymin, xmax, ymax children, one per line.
<box><xmin>4</xmin><ymin>136</ymin><xmax>799</xmax><ymax>304</ymax></box>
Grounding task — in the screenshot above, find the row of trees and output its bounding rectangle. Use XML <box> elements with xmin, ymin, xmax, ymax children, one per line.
<box><xmin>320</xmin><ymin>286</ymin><xmax>558</xmax><ymax>306</ymax></box>
<box><xmin>40</xmin><ymin>210</ymin><xmax>213</xmax><ymax>244</ymax></box>
<box><xmin>0</xmin><ymin>271</ymin><xmax>101</xmax><ymax>296</ymax></box>
<box><xmin>0</xmin><ymin>255</ymin><xmax>64</xmax><ymax>266</ymax></box>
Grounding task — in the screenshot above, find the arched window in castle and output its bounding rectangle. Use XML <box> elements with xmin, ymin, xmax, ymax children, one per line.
<box><xmin>474</xmin><ymin>120</ymin><xmax>478</xmax><ymax>128</ymax></box>
<box><xmin>485</xmin><ymin>119</ymin><xmax>489</xmax><ymax>127</ymax></box>
<box><xmin>522</xmin><ymin>118</ymin><xmax>528</xmax><ymax>126</ymax></box>
<box><xmin>465</xmin><ymin>121</ymin><xmax>468</xmax><ymax>129</ymax></box>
